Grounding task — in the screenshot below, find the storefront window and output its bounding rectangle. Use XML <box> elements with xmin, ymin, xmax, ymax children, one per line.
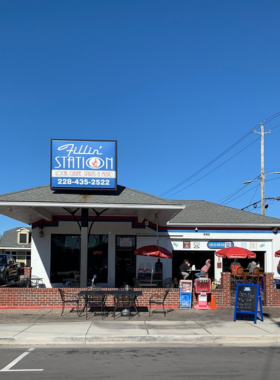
<box><xmin>88</xmin><ymin>235</ymin><xmax>108</xmax><ymax>284</ymax></box>
<box><xmin>50</xmin><ymin>234</ymin><xmax>108</xmax><ymax>284</ymax></box>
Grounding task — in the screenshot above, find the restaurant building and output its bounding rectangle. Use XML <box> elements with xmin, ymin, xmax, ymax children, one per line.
<box><xmin>0</xmin><ymin>185</ymin><xmax>280</xmax><ymax>288</ymax></box>
<box><xmin>0</xmin><ymin>139</ymin><xmax>280</xmax><ymax>290</ymax></box>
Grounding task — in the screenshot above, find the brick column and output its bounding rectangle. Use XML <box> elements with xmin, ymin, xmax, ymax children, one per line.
<box><xmin>263</xmin><ymin>272</ymin><xmax>274</xmax><ymax>307</ymax></box>
<box><xmin>221</xmin><ymin>272</ymin><xmax>231</xmax><ymax>307</ymax></box>
<box><xmin>24</xmin><ymin>267</ymin><xmax>32</xmax><ymax>279</ymax></box>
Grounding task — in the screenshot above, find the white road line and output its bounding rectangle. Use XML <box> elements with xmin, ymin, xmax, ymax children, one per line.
<box><xmin>0</xmin><ymin>348</ymin><xmax>44</xmax><ymax>372</ymax></box>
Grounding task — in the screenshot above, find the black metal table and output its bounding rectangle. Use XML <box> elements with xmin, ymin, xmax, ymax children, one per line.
<box><xmin>78</xmin><ymin>290</ymin><xmax>143</xmax><ymax>318</ymax></box>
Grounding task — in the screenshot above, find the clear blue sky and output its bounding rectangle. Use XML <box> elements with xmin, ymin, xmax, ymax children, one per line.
<box><xmin>1</xmin><ymin>0</ymin><xmax>280</xmax><ymax>235</ymax></box>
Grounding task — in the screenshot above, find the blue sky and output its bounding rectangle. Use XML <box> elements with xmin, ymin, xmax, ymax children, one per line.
<box><xmin>1</xmin><ymin>0</ymin><xmax>280</xmax><ymax>235</ymax></box>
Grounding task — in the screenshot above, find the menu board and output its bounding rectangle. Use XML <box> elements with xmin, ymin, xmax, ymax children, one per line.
<box><xmin>236</xmin><ymin>285</ymin><xmax>257</xmax><ymax>312</ymax></box>
<box><xmin>233</xmin><ymin>284</ymin><xmax>263</xmax><ymax>324</ymax></box>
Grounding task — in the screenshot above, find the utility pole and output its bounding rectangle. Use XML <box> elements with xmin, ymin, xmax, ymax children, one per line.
<box><xmin>253</xmin><ymin>124</ymin><xmax>271</xmax><ymax>216</ymax></box>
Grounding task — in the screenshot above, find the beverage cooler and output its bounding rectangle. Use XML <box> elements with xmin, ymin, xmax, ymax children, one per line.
<box><xmin>179</xmin><ymin>280</ymin><xmax>192</xmax><ymax>309</ymax></box>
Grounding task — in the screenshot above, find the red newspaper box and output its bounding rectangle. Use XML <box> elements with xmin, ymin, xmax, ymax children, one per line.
<box><xmin>194</xmin><ymin>278</ymin><xmax>211</xmax><ymax>310</ymax></box>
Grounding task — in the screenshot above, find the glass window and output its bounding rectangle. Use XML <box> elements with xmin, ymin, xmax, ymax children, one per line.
<box><xmin>88</xmin><ymin>235</ymin><xmax>108</xmax><ymax>283</ymax></box>
<box><xmin>19</xmin><ymin>233</ymin><xmax>27</xmax><ymax>244</ymax></box>
<box><xmin>50</xmin><ymin>234</ymin><xmax>108</xmax><ymax>284</ymax></box>
<box><xmin>51</xmin><ymin>235</ymin><xmax>80</xmax><ymax>283</ymax></box>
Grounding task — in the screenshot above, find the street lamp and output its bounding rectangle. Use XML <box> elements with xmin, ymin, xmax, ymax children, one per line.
<box><xmin>243</xmin><ymin>171</ymin><xmax>280</xmax><ymax>215</ymax></box>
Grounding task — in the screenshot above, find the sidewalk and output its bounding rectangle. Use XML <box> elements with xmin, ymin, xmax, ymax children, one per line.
<box><xmin>0</xmin><ymin>307</ymin><xmax>280</xmax><ymax>346</ymax></box>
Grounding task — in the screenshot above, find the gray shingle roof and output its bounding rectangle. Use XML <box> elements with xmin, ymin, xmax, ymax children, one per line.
<box><xmin>0</xmin><ymin>227</ymin><xmax>31</xmax><ymax>249</ymax></box>
<box><xmin>0</xmin><ymin>185</ymin><xmax>180</xmax><ymax>206</ymax></box>
<box><xmin>168</xmin><ymin>200</ymin><xmax>280</xmax><ymax>226</ymax></box>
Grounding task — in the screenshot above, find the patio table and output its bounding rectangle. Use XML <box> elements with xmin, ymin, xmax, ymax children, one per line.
<box><xmin>78</xmin><ymin>290</ymin><xmax>143</xmax><ymax>316</ymax></box>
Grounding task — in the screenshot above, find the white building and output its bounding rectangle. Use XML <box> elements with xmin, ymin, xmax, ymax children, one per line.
<box><xmin>0</xmin><ymin>185</ymin><xmax>280</xmax><ymax>288</ymax></box>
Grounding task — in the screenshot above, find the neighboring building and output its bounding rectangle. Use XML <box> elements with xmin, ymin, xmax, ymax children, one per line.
<box><xmin>0</xmin><ymin>185</ymin><xmax>280</xmax><ymax>288</ymax></box>
<box><xmin>0</xmin><ymin>227</ymin><xmax>31</xmax><ymax>266</ymax></box>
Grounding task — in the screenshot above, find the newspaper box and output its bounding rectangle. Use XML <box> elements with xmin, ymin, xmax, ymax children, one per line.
<box><xmin>194</xmin><ymin>278</ymin><xmax>211</xmax><ymax>310</ymax></box>
<box><xmin>179</xmin><ymin>280</ymin><xmax>192</xmax><ymax>309</ymax></box>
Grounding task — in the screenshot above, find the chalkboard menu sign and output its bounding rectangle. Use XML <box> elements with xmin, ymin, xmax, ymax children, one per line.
<box><xmin>233</xmin><ymin>284</ymin><xmax>263</xmax><ymax>324</ymax></box>
<box><xmin>236</xmin><ymin>285</ymin><xmax>257</xmax><ymax>312</ymax></box>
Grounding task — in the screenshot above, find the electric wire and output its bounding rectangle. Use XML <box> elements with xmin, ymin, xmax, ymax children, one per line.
<box><xmin>219</xmin><ymin>169</ymin><xmax>280</xmax><ymax>205</ymax></box>
<box><xmin>159</xmin><ymin>111</ymin><xmax>280</xmax><ymax>198</ymax></box>
<box><xmin>166</xmin><ymin>137</ymin><xmax>260</xmax><ymax>199</ymax></box>
<box><xmin>223</xmin><ymin>176</ymin><xmax>280</xmax><ymax>206</ymax></box>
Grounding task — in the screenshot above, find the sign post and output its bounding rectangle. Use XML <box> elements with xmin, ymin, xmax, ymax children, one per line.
<box><xmin>233</xmin><ymin>284</ymin><xmax>263</xmax><ymax>324</ymax></box>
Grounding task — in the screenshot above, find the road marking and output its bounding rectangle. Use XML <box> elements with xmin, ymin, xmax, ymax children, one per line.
<box><xmin>0</xmin><ymin>348</ymin><xmax>44</xmax><ymax>372</ymax></box>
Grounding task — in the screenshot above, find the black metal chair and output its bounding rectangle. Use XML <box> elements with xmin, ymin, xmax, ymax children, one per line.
<box><xmin>58</xmin><ymin>289</ymin><xmax>79</xmax><ymax>316</ymax></box>
<box><xmin>149</xmin><ymin>289</ymin><xmax>170</xmax><ymax>317</ymax></box>
<box><xmin>113</xmin><ymin>293</ymin><xmax>139</xmax><ymax>319</ymax></box>
<box><xmin>84</xmin><ymin>294</ymin><xmax>107</xmax><ymax>319</ymax></box>
<box><xmin>118</xmin><ymin>285</ymin><xmax>140</xmax><ymax>317</ymax></box>
<box><xmin>162</xmin><ymin>278</ymin><xmax>174</xmax><ymax>288</ymax></box>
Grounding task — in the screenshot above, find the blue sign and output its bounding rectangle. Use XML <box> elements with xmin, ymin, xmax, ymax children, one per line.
<box><xmin>207</xmin><ymin>241</ymin><xmax>234</xmax><ymax>249</ymax></box>
<box><xmin>51</xmin><ymin>140</ymin><xmax>117</xmax><ymax>190</ymax></box>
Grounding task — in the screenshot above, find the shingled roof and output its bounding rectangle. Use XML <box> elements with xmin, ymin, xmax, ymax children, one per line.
<box><xmin>0</xmin><ymin>227</ymin><xmax>31</xmax><ymax>249</ymax></box>
<box><xmin>0</xmin><ymin>185</ymin><xmax>181</xmax><ymax>206</ymax></box>
<box><xmin>168</xmin><ymin>200</ymin><xmax>280</xmax><ymax>226</ymax></box>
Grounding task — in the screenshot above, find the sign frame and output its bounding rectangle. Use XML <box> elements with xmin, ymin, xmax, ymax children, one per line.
<box><xmin>50</xmin><ymin>139</ymin><xmax>117</xmax><ymax>191</ymax></box>
<box><xmin>233</xmin><ymin>283</ymin><xmax>263</xmax><ymax>324</ymax></box>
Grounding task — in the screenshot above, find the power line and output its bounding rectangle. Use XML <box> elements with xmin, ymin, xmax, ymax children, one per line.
<box><xmin>159</xmin><ymin>112</ymin><xmax>280</xmax><ymax>198</ymax></box>
<box><xmin>166</xmin><ymin>137</ymin><xmax>260</xmax><ymax>199</ymax></box>
<box><xmin>219</xmin><ymin>168</ymin><xmax>280</xmax><ymax>205</ymax></box>
<box><xmin>223</xmin><ymin>176</ymin><xmax>280</xmax><ymax>206</ymax></box>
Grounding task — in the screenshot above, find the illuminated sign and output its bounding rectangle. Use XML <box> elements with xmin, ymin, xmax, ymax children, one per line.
<box><xmin>51</xmin><ymin>139</ymin><xmax>117</xmax><ymax>190</ymax></box>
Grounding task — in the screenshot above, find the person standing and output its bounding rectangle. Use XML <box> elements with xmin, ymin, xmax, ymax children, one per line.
<box><xmin>248</xmin><ymin>260</ymin><xmax>257</xmax><ymax>274</ymax></box>
<box><xmin>180</xmin><ymin>259</ymin><xmax>191</xmax><ymax>279</ymax></box>
<box><xmin>195</xmin><ymin>259</ymin><xmax>211</xmax><ymax>278</ymax></box>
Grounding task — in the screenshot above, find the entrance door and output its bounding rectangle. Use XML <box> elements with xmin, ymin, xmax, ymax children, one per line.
<box><xmin>115</xmin><ymin>236</ymin><xmax>136</xmax><ymax>287</ymax></box>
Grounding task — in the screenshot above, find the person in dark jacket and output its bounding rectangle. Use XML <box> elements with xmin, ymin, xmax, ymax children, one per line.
<box><xmin>180</xmin><ymin>259</ymin><xmax>191</xmax><ymax>279</ymax></box>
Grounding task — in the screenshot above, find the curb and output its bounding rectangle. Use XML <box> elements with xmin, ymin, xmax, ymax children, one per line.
<box><xmin>0</xmin><ymin>334</ymin><xmax>280</xmax><ymax>346</ymax></box>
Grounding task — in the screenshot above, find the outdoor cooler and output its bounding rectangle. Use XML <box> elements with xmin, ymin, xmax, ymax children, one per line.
<box><xmin>194</xmin><ymin>278</ymin><xmax>211</xmax><ymax>310</ymax></box>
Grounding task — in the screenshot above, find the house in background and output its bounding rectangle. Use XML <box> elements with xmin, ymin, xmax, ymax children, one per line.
<box><xmin>0</xmin><ymin>227</ymin><xmax>31</xmax><ymax>266</ymax></box>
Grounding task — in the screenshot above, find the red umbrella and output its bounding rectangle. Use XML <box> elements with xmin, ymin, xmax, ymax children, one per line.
<box><xmin>134</xmin><ymin>245</ymin><xmax>173</xmax><ymax>259</ymax></box>
<box><xmin>275</xmin><ymin>250</ymin><xmax>280</xmax><ymax>257</ymax></box>
<box><xmin>215</xmin><ymin>246</ymin><xmax>256</xmax><ymax>259</ymax></box>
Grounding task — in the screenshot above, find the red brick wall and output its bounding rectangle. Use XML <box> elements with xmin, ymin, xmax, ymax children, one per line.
<box><xmin>263</xmin><ymin>273</ymin><xmax>280</xmax><ymax>307</ymax></box>
<box><xmin>0</xmin><ymin>272</ymin><xmax>233</xmax><ymax>309</ymax></box>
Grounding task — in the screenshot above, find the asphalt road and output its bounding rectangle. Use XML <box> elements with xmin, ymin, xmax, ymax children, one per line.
<box><xmin>0</xmin><ymin>345</ymin><xmax>280</xmax><ymax>379</ymax></box>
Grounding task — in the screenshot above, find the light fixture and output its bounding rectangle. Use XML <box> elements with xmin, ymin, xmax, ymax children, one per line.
<box><xmin>273</xmin><ymin>227</ymin><xmax>278</xmax><ymax>235</ymax></box>
<box><xmin>39</xmin><ymin>223</ymin><xmax>44</xmax><ymax>237</ymax></box>
<box><xmin>9</xmin><ymin>207</ymin><xmax>13</xmax><ymax>212</ymax></box>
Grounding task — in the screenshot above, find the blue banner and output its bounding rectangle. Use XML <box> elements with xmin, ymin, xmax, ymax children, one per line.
<box><xmin>207</xmin><ymin>241</ymin><xmax>234</xmax><ymax>249</ymax></box>
<box><xmin>51</xmin><ymin>140</ymin><xmax>117</xmax><ymax>190</ymax></box>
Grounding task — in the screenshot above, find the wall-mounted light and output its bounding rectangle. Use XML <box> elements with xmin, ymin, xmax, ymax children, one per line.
<box><xmin>39</xmin><ymin>223</ymin><xmax>44</xmax><ymax>237</ymax></box>
<box><xmin>195</xmin><ymin>227</ymin><xmax>198</xmax><ymax>232</ymax></box>
<box><xmin>273</xmin><ymin>227</ymin><xmax>278</xmax><ymax>235</ymax></box>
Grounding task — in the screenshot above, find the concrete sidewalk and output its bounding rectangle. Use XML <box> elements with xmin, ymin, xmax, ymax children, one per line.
<box><xmin>0</xmin><ymin>307</ymin><xmax>280</xmax><ymax>346</ymax></box>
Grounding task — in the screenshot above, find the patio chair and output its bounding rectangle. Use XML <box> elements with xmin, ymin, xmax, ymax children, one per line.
<box><xmin>113</xmin><ymin>294</ymin><xmax>137</xmax><ymax>320</ymax></box>
<box><xmin>118</xmin><ymin>285</ymin><xmax>140</xmax><ymax>316</ymax></box>
<box><xmin>247</xmin><ymin>267</ymin><xmax>260</xmax><ymax>284</ymax></box>
<box><xmin>58</xmin><ymin>289</ymin><xmax>80</xmax><ymax>316</ymax></box>
<box><xmin>149</xmin><ymin>289</ymin><xmax>170</xmax><ymax>317</ymax></box>
<box><xmin>162</xmin><ymin>278</ymin><xmax>174</xmax><ymax>288</ymax></box>
<box><xmin>84</xmin><ymin>294</ymin><xmax>107</xmax><ymax>319</ymax></box>
<box><xmin>234</xmin><ymin>267</ymin><xmax>244</xmax><ymax>280</ymax></box>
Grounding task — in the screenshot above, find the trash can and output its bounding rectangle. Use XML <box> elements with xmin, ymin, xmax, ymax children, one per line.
<box><xmin>179</xmin><ymin>280</ymin><xmax>192</xmax><ymax>309</ymax></box>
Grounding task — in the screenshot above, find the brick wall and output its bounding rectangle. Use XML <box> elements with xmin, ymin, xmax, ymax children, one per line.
<box><xmin>0</xmin><ymin>272</ymin><xmax>234</xmax><ymax>309</ymax></box>
<box><xmin>263</xmin><ymin>272</ymin><xmax>280</xmax><ymax>308</ymax></box>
